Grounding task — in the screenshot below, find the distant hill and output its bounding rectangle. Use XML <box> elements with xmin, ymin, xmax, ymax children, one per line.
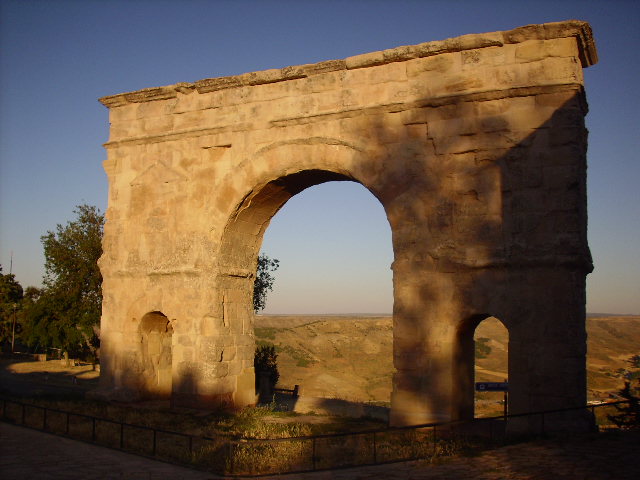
<box><xmin>255</xmin><ymin>315</ymin><xmax>639</xmax><ymax>413</ymax></box>
<box><xmin>586</xmin><ymin>316</ymin><xmax>640</xmax><ymax>399</ymax></box>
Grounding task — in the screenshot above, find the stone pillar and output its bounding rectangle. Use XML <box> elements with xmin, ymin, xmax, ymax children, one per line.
<box><xmin>390</xmin><ymin>259</ymin><xmax>463</xmax><ymax>425</ymax></box>
<box><xmin>507</xmin><ymin>267</ymin><xmax>591</xmax><ymax>432</ymax></box>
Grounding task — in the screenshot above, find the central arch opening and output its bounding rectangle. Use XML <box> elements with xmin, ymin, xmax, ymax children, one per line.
<box><xmin>257</xmin><ymin>181</ymin><xmax>394</xmax><ymax>409</ymax></box>
<box><xmin>219</xmin><ymin>168</ymin><xmax>394</xmax><ymax>413</ymax></box>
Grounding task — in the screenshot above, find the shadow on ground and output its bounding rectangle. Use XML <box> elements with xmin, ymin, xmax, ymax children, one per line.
<box><xmin>0</xmin><ymin>353</ymin><xmax>99</xmax><ymax>397</ymax></box>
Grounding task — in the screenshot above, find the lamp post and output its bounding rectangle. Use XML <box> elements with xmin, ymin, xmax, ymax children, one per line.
<box><xmin>11</xmin><ymin>303</ymin><xmax>17</xmax><ymax>353</ymax></box>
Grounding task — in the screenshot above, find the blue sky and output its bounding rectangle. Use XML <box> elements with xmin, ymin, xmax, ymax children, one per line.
<box><xmin>0</xmin><ymin>0</ymin><xmax>638</xmax><ymax>314</ymax></box>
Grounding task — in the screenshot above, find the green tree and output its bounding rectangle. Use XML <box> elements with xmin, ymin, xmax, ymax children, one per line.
<box><xmin>253</xmin><ymin>253</ymin><xmax>279</xmax><ymax>313</ymax></box>
<box><xmin>26</xmin><ymin>204</ymin><xmax>104</xmax><ymax>357</ymax></box>
<box><xmin>0</xmin><ymin>266</ymin><xmax>24</xmax><ymax>350</ymax></box>
<box><xmin>608</xmin><ymin>380</ymin><xmax>640</xmax><ymax>430</ymax></box>
<box><xmin>19</xmin><ymin>286</ymin><xmax>42</xmax><ymax>350</ymax></box>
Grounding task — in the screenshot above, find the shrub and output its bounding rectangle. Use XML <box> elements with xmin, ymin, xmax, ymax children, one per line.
<box><xmin>607</xmin><ymin>380</ymin><xmax>640</xmax><ymax>429</ymax></box>
<box><xmin>254</xmin><ymin>344</ymin><xmax>279</xmax><ymax>390</ymax></box>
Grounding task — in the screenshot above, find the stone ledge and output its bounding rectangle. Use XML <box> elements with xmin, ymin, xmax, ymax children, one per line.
<box><xmin>102</xmin><ymin>84</ymin><xmax>585</xmax><ymax>149</ymax></box>
<box><xmin>99</xmin><ymin>20</ymin><xmax>597</xmax><ymax>108</ymax></box>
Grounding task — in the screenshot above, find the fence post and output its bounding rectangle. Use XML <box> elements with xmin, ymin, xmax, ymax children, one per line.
<box><xmin>228</xmin><ymin>441</ymin><xmax>234</xmax><ymax>474</ymax></box>
<box><xmin>432</xmin><ymin>425</ymin><xmax>437</xmax><ymax>457</ymax></box>
<box><xmin>489</xmin><ymin>418</ymin><xmax>493</xmax><ymax>443</ymax></box>
<box><xmin>312</xmin><ymin>437</ymin><xmax>317</xmax><ymax>470</ymax></box>
<box><xmin>152</xmin><ymin>429</ymin><xmax>157</xmax><ymax>456</ymax></box>
<box><xmin>372</xmin><ymin>431</ymin><xmax>377</xmax><ymax>463</ymax></box>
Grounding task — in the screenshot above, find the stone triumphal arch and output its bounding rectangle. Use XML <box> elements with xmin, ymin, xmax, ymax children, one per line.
<box><xmin>97</xmin><ymin>21</ymin><xmax>597</xmax><ymax>426</ymax></box>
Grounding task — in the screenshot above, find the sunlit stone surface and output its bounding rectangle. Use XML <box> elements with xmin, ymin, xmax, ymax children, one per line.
<box><xmin>96</xmin><ymin>21</ymin><xmax>597</xmax><ymax>431</ymax></box>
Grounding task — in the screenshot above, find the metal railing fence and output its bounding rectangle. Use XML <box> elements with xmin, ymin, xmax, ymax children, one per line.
<box><xmin>0</xmin><ymin>396</ymin><xmax>630</xmax><ymax>477</ymax></box>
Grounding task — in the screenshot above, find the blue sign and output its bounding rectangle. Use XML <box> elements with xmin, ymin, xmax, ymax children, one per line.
<box><xmin>475</xmin><ymin>382</ymin><xmax>508</xmax><ymax>392</ymax></box>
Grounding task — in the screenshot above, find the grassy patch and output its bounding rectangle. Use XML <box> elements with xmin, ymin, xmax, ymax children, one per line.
<box><xmin>278</xmin><ymin>344</ymin><xmax>317</xmax><ymax>368</ymax></box>
<box><xmin>255</xmin><ymin>327</ymin><xmax>287</xmax><ymax>340</ymax></box>
<box><xmin>256</xmin><ymin>339</ymin><xmax>276</xmax><ymax>349</ymax></box>
<box><xmin>214</xmin><ymin>405</ymin><xmax>312</xmax><ymax>439</ymax></box>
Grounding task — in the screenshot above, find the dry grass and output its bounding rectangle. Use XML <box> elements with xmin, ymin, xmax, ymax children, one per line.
<box><xmin>1</xmin><ymin>394</ymin><xmax>489</xmax><ymax>475</ymax></box>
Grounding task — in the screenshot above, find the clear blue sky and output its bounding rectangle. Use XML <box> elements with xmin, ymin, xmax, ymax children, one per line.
<box><xmin>0</xmin><ymin>0</ymin><xmax>638</xmax><ymax>314</ymax></box>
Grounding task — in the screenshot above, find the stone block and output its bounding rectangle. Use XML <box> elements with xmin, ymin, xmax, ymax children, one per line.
<box><xmin>543</xmin><ymin>164</ymin><xmax>579</xmax><ymax>189</ymax></box>
<box><xmin>461</xmin><ymin>45</ymin><xmax>507</xmax><ymax>70</ymax></box>
<box><xmin>345</xmin><ymin>50</ymin><xmax>385</xmax><ymax>69</ymax></box>
<box><xmin>424</xmin><ymin>101</ymin><xmax>477</xmax><ymax>122</ymax></box>
<box><xmin>503</xmin><ymin>24</ymin><xmax>545</xmax><ymax>44</ymax></box>
<box><xmin>428</xmin><ymin>116</ymin><xmax>478</xmax><ymax>139</ymax></box>
<box><xmin>406</xmin><ymin>53</ymin><xmax>459</xmax><ymax>77</ymax></box>
<box><xmin>366</xmin><ymin>61</ymin><xmax>406</xmax><ymax>84</ymax></box>
<box><xmin>141</xmin><ymin>115</ymin><xmax>174</xmax><ymax>135</ymax></box>
<box><xmin>227</xmin><ymin>359</ymin><xmax>243</xmax><ymax>376</ymax></box>
<box><xmin>550</xmin><ymin>126</ymin><xmax>585</xmax><ymax>146</ymax></box>
<box><xmin>400</xmin><ymin>108</ymin><xmax>430</xmax><ymax>125</ymax></box>
<box><xmin>515</xmin><ymin>39</ymin><xmax>549</xmax><ymax>63</ymax></box>
<box><xmin>197</xmin><ymin>375</ymin><xmax>235</xmax><ymax>396</ymax></box>
<box><xmin>430</xmin><ymin>134</ymin><xmax>473</xmax><ymax>155</ymax></box>
<box><xmin>479</xmin><ymin>115</ymin><xmax>510</xmax><ymax>132</ymax></box>
<box><xmin>235</xmin><ymin>368</ymin><xmax>257</xmax><ymax>407</ymax></box>
<box><xmin>431</xmin><ymin>72</ymin><xmax>486</xmax><ymax>96</ymax></box>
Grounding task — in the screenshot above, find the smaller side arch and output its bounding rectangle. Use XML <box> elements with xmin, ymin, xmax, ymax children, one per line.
<box><xmin>138</xmin><ymin>311</ymin><xmax>173</xmax><ymax>399</ymax></box>
<box><xmin>454</xmin><ymin>314</ymin><xmax>510</xmax><ymax>420</ymax></box>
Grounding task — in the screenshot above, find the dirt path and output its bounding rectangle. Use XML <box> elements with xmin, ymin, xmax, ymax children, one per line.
<box><xmin>0</xmin><ymin>422</ymin><xmax>217</xmax><ymax>479</ymax></box>
<box><xmin>475</xmin><ymin>366</ymin><xmax>508</xmax><ymax>379</ymax></box>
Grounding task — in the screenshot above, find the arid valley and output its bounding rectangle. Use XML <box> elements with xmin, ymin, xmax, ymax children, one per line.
<box><xmin>256</xmin><ymin>314</ymin><xmax>640</xmax><ymax>416</ymax></box>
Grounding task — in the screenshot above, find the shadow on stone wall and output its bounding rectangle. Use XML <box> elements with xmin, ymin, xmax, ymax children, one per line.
<box><xmin>210</xmin><ymin>85</ymin><xmax>592</xmax><ymax>430</ymax></box>
<box><xmin>366</xmin><ymin>86</ymin><xmax>592</xmax><ymax>429</ymax></box>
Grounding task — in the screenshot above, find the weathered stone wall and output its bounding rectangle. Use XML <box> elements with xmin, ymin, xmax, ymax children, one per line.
<box><xmin>97</xmin><ymin>21</ymin><xmax>596</xmax><ymax>426</ymax></box>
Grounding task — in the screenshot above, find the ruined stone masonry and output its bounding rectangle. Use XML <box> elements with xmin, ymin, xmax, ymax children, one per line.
<box><xmin>97</xmin><ymin>21</ymin><xmax>597</xmax><ymax>428</ymax></box>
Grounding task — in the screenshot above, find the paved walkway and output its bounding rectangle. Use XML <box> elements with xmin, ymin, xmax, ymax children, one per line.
<box><xmin>1</xmin><ymin>421</ymin><xmax>639</xmax><ymax>479</ymax></box>
<box><xmin>0</xmin><ymin>422</ymin><xmax>217</xmax><ymax>480</ymax></box>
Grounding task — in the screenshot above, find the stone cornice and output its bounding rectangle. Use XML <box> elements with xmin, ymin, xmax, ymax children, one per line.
<box><xmin>102</xmin><ymin>83</ymin><xmax>586</xmax><ymax>149</ymax></box>
<box><xmin>99</xmin><ymin>20</ymin><xmax>597</xmax><ymax>108</ymax></box>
